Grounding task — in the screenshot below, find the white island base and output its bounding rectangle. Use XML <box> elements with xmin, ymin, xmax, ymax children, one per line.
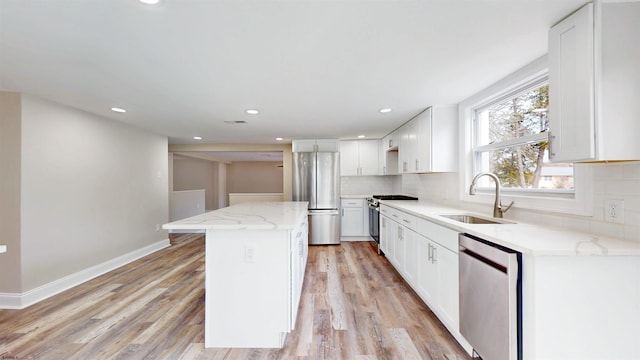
<box><xmin>163</xmin><ymin>202</ymin><xmax>309</xmax><ymax>348</ymax></box>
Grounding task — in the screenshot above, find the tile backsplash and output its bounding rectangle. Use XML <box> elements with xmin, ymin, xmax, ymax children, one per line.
<box><xmin>340</xmin><ymin>175</ymin><xmax>401</xmax><ymax>196</ymax></box>
<box><xmin>412</xmin><ymin>162</ymin><xmax>640</xmax><ymax>243</ymax></box>
<box><xmin>340</xmin><ymin>162</ymin><xmax>640</xmax><ymax>242</ymax></box>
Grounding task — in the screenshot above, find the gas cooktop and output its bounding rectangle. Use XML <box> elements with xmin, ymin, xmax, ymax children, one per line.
<box><xmin>370</xmin><ymin>195</ymin><xmax>419</xmax><ymax>200</ymax></box>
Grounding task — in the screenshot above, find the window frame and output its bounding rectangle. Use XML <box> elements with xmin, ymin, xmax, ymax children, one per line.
<box><xmin>459</xmin><ymin>55</ymin><xmax>592</xmax><ymax>216</ymax></box>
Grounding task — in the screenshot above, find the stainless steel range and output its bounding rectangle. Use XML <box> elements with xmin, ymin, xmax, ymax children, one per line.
<box><xmin>367</xmin><ymin>195</ymin><xmax>418</xmax><ymax>253</ymax></box>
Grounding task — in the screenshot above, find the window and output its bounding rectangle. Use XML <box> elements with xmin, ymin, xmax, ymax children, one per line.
<box><xmin>459</xmin><ymin>56</ymin><xmax>592</xmax><ymax>216</ymax></box>
<box><xmin>472</xmin><ymin>79</ymin><xmax>574</xmax><ymax>194</ymax></box>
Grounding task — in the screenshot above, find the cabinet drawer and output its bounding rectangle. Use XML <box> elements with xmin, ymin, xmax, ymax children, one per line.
<box><xmin>341</xmin><ymin>198</ymin><xmax>364</xmax><ymax>208</ymax></box>
<box><xmin>417</xmin><ymin>218</ymin><xmax>459</xmax><ymax>253</ymax></box>
<box><xmin>383</xmin><ymin>206</ymin><xmax>416</xmax><ymax>231</ymax></box>
<box><xmin>398</xmin><ymin>212</ymin><xmax>416</xmax><ymax>230</ymax></box>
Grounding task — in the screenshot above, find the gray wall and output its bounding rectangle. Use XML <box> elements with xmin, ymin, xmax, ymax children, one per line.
<box><xmin>227</xmin><ymin>161</ymin><xmax>284</xmax><ymax>193</ymax></box>
<box><xmin>173</xmin><ymin>156</ymin><xmax>219</xmax><ymax>210</ymax></box>
<box><xmin>0</xmin><ymin>92</ymin><xmax>169</xmax><ymax>293</ymax></box>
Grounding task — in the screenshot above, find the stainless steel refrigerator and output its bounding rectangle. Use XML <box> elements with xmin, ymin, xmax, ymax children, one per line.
<box><xmin>292</xmin><ymin>151</ymin><xmax>341</xmax><ymax>245</ymax></box>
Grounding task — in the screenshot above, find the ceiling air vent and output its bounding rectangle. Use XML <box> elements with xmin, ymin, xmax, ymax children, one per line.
<box><xmin>224</xmin><ymin>120</ymin><xmax>248</xmax><ymax>124</ymax></box>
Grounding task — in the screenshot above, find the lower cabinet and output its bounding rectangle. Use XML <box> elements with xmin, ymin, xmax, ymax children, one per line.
<box><xmin>340</xmin><ymin>198</ymin><xmax>369</xmax><ymax>237</ymax></box>
<box><xmin>381</xmin><ymin>205</ymin><xmax>469</xmax><ymax>354</ymax></box>
<box><xmin>290</xmin><ymin>216</ymin><xmax>309</xmax><ymax>328</ymax></box>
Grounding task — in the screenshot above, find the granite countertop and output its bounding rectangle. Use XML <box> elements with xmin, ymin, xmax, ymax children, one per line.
<box><xmin>163</xmin><ymin>201</ymin><xmax>308</xmax><ymax>231</ymax></box>
<box><xmin>380</xmin><ymin>200</ymin><xmax>640</xmax><ymax>256</ymax></box>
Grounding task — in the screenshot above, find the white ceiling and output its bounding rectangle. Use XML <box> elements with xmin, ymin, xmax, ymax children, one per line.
<box><xmin>0</xmin><ymin>0</ymin><xmax>586</xmax><ymax>145</ymax></box>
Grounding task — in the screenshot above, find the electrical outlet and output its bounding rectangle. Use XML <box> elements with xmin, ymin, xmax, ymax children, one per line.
<box><xmin>604</xmin><ymin>199</ymin><xmax>624</xmax><ymax>223</ymax></box>
<box><xmin>245</xmin><ymin>244</ymin><xmax>256</xmax><ymax>263</ymax></box>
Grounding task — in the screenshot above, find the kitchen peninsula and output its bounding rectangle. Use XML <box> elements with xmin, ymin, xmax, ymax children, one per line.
<box><xmin>163</xmin><ymin>201</ymin><xmax>309</xmax><ymax>348</ymax></box>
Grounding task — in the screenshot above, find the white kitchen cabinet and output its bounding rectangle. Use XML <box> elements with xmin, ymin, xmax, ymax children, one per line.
<box><xmin>339</xmin><ymin>140</ymin><xmax>379</xmax><ymax>176</ymax></box>
<box><xmin>340</xmin><ymin>198</ymin><xmax>366</xmax><ymax>237</ymax></box>
<box><xmin>383</xmin><ymin>209</ymin><xmax>462</xmax><ymax>343</ymax></box>
<box><xmin>548</xmin><ymin>2</ymin><xmax>640</xmax><ymax>162</ymax></box>
<box><xmin>380</xmin><ymin>215</ymin><xmax>390</xmax><ymax>255</ymax></box>
<box><xmin>416</xmin><ymin>233</ymin><xmax>438</xmax><ymax>307</ymax></box>
<box><xmin>382</xmin><ymin>205</ymin><xmax>418</xmax><ymax>287</ymax></box>
<box><xmin>415</xmin><ymin>217</ymin><xmax>461</xmax><ymax>338</ymax></box>
<box><xmin>382</xmin><ymin>130</ymin><xmax>399</xmax><ymax>151</ymax></box>
<box><xmin>416</xmin><ymin>106</ymin><xmax>458</xmax><ymax>172</ymax></box>
<box><xmin>397</xmin><ymin>106</ymin><xmax>457</xmax><ymax>174</ymax></box>
<box><xmin>434</xmin><ymin>242</ymin><xmax>459</xmax><ymax>331</ymax></box>
<box><xmin>381</xmin><ymin>129</ymin><xmax>400</xmax><ymax>175</ymax></box>
<box><xmin>290</xmin><ymin>216</ymin><xmax>309</xmax><ymax>327</ymax></box>
<box><xmin>292</xmin><ymin>139</ymin><xmax>340</xmax><ymax>152</ymax></box>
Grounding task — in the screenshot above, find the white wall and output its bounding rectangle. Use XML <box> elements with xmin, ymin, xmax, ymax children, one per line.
<box><xmin>5</xmin><ymin>93</ymin><xmax>169</xmax><ymax>293</ymax></box>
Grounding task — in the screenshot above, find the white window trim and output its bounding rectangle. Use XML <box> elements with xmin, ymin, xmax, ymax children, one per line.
<box><xmin>458</xmin><ymin>55</ymin><xmax>593</xmax><ymax>216</ymax></box>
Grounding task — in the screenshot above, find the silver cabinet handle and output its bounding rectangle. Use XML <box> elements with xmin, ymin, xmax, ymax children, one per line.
<box><xmin>403</xmin><ymin>219</ymin><xmax>411</xmax><ymax>224</ymax></box>
<box><xmin>432</xmin><ymin>246</ymin><xmax>437</xmax><ymax>263</ymax></box>
<box><xmin>548</xmin><ymin>131</ymin><xmax>556</xmax><ymax>159</ymax></box>
<box><xmin>428</xmin><ymin>244</ymin><xmax>433</xmax><ymax>261</ymax></box>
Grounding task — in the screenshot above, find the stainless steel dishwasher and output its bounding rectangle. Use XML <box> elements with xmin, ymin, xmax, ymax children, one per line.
<box><xmin>459</xmin><ymin>233</ymin><xmax>522</xmax><ymax>360</ymax></box>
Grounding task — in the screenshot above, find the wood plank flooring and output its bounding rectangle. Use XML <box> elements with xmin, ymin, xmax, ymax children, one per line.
<box><xmin>0</xmin><ymin>234</ymin><xmax>471</xmax><ymax>359</ymax></box>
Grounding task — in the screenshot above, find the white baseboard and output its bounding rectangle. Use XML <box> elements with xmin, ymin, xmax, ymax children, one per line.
<box><xmin>340</xmin><ymin>236</ymin><xmax>374</xmax><ymax>242</ymax></box>
<box><xmin>0</xmin><ymin>238</ymin><xmax>170</xmax><ymax>309</ymax></box>
<box><xmin>168</xmin><ymin>229</ymin><xmax>205</xmax><ymax>234</ymax></box>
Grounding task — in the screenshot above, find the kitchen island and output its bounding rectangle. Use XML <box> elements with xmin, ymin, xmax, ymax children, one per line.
<box><xmin>163</xmin><ymin>201</ymin><xmax>309</xmax><ymax>348</ymax></box>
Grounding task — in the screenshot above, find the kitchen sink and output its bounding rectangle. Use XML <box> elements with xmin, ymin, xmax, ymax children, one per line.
<box><xmin>439</xmin><ymin>214</ymin><xmax>515</xmax><ymax>225</ymax></box>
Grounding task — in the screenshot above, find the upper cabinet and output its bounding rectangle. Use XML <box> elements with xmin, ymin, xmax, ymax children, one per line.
<box><xmin>398</xmin><ymin>106</ymin><xmax>458</xmax><ymax>174</ymax></box>
<box><xmin>382</xmin><ymin>130</ymin><xmax>399</xmax><ymax>151</ymax></box>
<box><xmin>340</xmin><ymin>139</ymin><xmax>379</xmax><ymax>176</ymax></box>
<box><xmin>548</xmin><ymin>2</ymin><xmax>640</xmax><ymax>162</ymax></box>
<box><xmin>292</xmin><ymin>139</ymin><xmax>340</xmax><ymax>152</ymax></box>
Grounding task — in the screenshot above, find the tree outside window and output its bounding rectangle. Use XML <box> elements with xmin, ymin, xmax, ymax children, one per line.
<box><xmin>473</xmin><ymin>82</ymin><xmax>573</xmax><ymax>191</ymax></box>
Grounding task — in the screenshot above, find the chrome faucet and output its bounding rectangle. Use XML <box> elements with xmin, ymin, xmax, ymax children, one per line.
<box><xmin>469</xmin><ymin>172</ymin><xmax>514</xmax><ymax>218</ymax></box>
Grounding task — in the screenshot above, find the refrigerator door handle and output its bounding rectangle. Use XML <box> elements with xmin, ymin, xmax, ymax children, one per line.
<box><xmin>309</xmin><ymin>209</ymin><xmax>340</xmax><ymax>215</ymax></box>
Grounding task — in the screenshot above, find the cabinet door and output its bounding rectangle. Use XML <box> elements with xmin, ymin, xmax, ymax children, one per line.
<box><xmin>394</xmin><ymin>225</ymin><xmax>406</xmax><ymax>271</ymax></box>
<box><xmin>434</xmin><ymin>243</ymin><xmax>459</xmax><ymax>332</ymax></box>
<box><xmin>339</xmin><ymin>140</ymin><xmax>359</xmax><ymax>176</ymax></box>
<box><xmin>380</xmin><ymin>216</ymin><xmax>389</xmax><ymax>253</ymax></box>
<box><xmin>385</xmin><ymin>219</ymin><xmax>397</xmax><ymax>265</ymax></box>
<box><xmin>292</xmin><ymin>140</ymin><xmax>317</xmax><ymax>152</ymax></box>
<box><xmin>341</xmin><ymin>207</ymin><xmax>364</xmax><ymax>236</ymax></box>
<box><xmin>548</xmin><ymin>3</ymin><xmax>595</xmax><ymax>162</ymax></box>
<box><xmin>416</xmin><ymin>108</ymin><xmax>432</xmax><ymax>173</ymax></box>
<box><xmin>400</xmin><ymin>120</ymin><xmax>419</xmax><ymax>173</ymax></box>
<box><xmin>315</xmin><ymin>139</ymin><xmax>340</xmax><ymax>152</ymax></box>
<box><xmin>358</xmin><ymin>140</ymin><xmax>379</xmax><ymax>176</ymax></box>
<box><xmin>416</xmin><ymin>234</ymin><xmax>437</xmax><ymax>306</ymax></box>
<box><xmin>403</xmin><ymin>228</ymin><xmax>418</xmax><ymax>287</ymax></box>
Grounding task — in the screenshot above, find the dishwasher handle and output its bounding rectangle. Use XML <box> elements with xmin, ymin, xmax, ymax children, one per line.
<box><xmin>460</xmin><ymin>247</ymin><xmax>507</xmax><ymax>274</ymax></box>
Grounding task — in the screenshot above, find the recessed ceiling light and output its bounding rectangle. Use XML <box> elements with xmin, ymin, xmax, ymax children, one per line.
<box><xmin>139</xmin><ymin>0</ymin><xmax>160</xmax><ymax>4</ymax></box>
<box><xmin>111</xmin><ymin>107</ymin><xmax>126</xmax><ymax>113</ymax></box>
<box><xmin>246</xmin><ymin>109</ymin><xmax>259</xmax><ymax>115</ymax></box>
<box><xmin>275</xmin><ymin>137</ymin><xmax>284</xmax><ymax>141</ymax></box>
<box><xmin>358</xmin><ymin>135</ymin><xmax>366</xmax><ymax>139</ymax></box>
<box><xmin>379</xmin><ymin>108</ymin><xmax>392</xmax><ymax>113</ymax></box>
<box><xmin>193</xmin><ymin>136</ymin><xmax>202</xmax><ymax>140</ymax></box>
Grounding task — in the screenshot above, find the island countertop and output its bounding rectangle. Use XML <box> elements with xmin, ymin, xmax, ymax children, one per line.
<box><xmin>162</xmin><ymin>201</ymin><xmax>309</xmax><ymax>231</ymax></box>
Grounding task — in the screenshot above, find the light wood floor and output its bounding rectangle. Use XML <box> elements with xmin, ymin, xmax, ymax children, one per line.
<box><xmin>0</xmin><ymin>234</ymin><xmax>472</xmax><ymax>359</ymax></box>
